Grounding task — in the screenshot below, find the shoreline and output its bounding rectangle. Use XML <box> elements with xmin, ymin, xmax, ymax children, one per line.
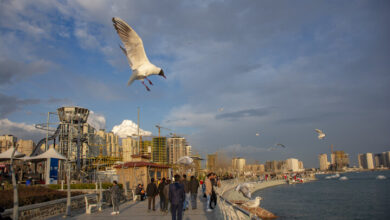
<box><xmin>222</xmin><ymin>180</ymin><xmax>287</xmax><ymax>202</ymax></box>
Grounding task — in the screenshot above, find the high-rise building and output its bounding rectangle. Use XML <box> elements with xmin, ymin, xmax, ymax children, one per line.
<box><xmin>0</xmin><ymin>134</ymin><xmax>17</xmax><ymax>153</ymax></box>
<box><xmin>185</xmin><ymin>145</ymin><xmax>192</xmax><ymax>157</ymax></box>
<box><xmin>122</xmin><ymin>136</ymin><xmax>137</xmax><ymax>162</ymax></box>
<box><xmin>96</xmin><ymin>130</ymin><xmax>120</xmax><ymax>157</ymax></box>
<box><xmin>152</xmin><ymin>137</ymin><xmax>167</xmax><ymax>164</ymax></box>
<box><xmin>359</xmin><ymin>153</ymin><xmax>374</xmax><ymax>169</ymax></box>
<box><xmin>383</xmin><ymin>151</ymin><xmax>390</xmax><ymax>168</ymax></box>
<box><xmin>167</xmin><ymin>137</ymin><xmax>189</xmax><ymax>164</ymax></box>
<box><xmin>16</xmin><ymin>139</ymin><xmax>35</xmax><ymax>156</ymax></box>
<box><xmin>237</xmin><ymin>158</ymin><xmax>246</xmax><ymax>172</ymax></box>
<box><xmin>231</xmin><ymin>157</ymin><xmax>246</xmax><ymax>173</ymax></box>
<box><xmin>207</xmin><ymin>154</ymin><xmax>216</xmax><ymax>171</ymax></box>
<box><xmin>244</xmin><ymin>164</ymin><xmax>265</xmax><ymax>175</ymax></box>
<box><xmin>140</xmin><ymin>140</ymin><xmax>152</xmax><ymax>157</ymax></box>
<box><xmin>286</xmin><ymin>158</ymin><xmax>299</xmax><ymax>172</ymax></box>
<box><xmin>331</xmin><ymin>151</ymin><xmax>349</xmax><ymax>170</ymax></box>
<box><xmin>318</xmin><ymin>154</ymin><xmax>328</xmax><ymax>171</ymax></box>
<box><xmin>298</xmin><ymin>160</ymin><xmax>304</xmax><ymax>170</ymax></box>
<box><xmin>265</xmin><ymin>160</ymin><xmax>278</xmax><ymax>172</ymax></box>
<box><xmin>232</xmin><ymin>157</ymin><xmax>238</xmax><ymax>170</ymax></box>
<box><xmin>374</xmin><ymin>153</ymin><xmax>384</xmax><ymax>168</ymax></box>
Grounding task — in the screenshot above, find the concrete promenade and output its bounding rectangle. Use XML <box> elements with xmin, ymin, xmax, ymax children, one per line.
<box><xmin>48</xmin><ymin>193</ymin><xmax>216</xmax><ymax>220</ymax></box>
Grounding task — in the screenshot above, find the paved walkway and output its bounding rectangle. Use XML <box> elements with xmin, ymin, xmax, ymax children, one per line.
<box><xmin>49</xmin><ymin>193</ymin><xmax>216</xmax><ymax>220</ymax></box>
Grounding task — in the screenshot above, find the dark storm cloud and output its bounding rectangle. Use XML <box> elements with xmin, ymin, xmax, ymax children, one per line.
<box><xmin>0</xmin><ymin>93</ymin><xmax>40</xmax><ymax>118</ymax></box>
<box><xmin>0</xmin><ymin>58</ymin><xmax>52</xmax><ymax>85</ymax></box>
<box><xmin>216</xmin><ymin>108</ymin><xmax>270</xmax><ymax>120</ymax></box>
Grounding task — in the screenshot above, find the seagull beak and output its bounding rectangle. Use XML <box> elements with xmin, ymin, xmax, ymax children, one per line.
<box><xmin>159</xmin><ymin>69</ymin><xmax>166</xmax><ymax>79</ymax></box>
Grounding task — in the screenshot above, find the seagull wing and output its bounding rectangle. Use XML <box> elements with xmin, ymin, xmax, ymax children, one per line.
<box><xmin>112</xmin><ymin>17</ymin><xmax>150</xmax><ymax>70</ymax></box>
<box><xmin>315</xmin><ymin>129</ymin><xmax>323</xmax><ymax>134</ymax></box>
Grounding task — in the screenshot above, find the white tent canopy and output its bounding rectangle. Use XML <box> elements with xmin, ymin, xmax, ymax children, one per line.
<box><xmin>22</xmin><ymin>148</ymin><xmax>66</xmax><ymax>160</ymax></box>
<box><xmin>0</xmin><ymin>147</ymin><xmax>25</xmax><ymax>160</ymax></box>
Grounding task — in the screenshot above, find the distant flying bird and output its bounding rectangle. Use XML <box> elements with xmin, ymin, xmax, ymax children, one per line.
<box><xmin>112</xmin><ymin>17</ymin><xmax>166</xmax><ymax>91</ymax></box>
<box><xmin>235</xmin><ymin>183</ymin><xmax>252</xmax><ymax>199</ymax></box>
<box><xmin>255</xmin><ymin>133</ymin><xmax>260</xmax><ymax>136</ymax></box>
<box><xmin>242</xmin><ymin>196</ymin><xmax>262</xmax><ymax>208</ymax></box>
<box><xmin>315</xmin><ymin>129</ymin><xmax>326</xmax><ymax>140</ymax></box>
<box><xmin>276</xmin><ymin>143</ymin><xmax>286</xmax><ymax>148</ymax></box>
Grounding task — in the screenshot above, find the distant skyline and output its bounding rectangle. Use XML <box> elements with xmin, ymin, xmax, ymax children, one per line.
<box><xmin>1</xmin><ymin>0</ymin><xmax>389</xmax><ymax>167</ymax></box>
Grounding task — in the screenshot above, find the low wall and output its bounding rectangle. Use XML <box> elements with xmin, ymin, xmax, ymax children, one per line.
<box><xmin>215</xmin><ymin>177</ymin><xmax>317</xmax><ymax>219</ymax></box>
<box><xmin>3</xmin><ymin>194</ymin><xmax>98</xmax><ymax>220</ymax></box>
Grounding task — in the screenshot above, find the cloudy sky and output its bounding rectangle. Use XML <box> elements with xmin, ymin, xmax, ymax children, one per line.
<box><xmin>0</xmin><ymin>0</ymin><xmax>389</xmax><ymax>167</ymax></box>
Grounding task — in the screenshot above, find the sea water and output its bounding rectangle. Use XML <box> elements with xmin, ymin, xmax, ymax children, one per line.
<box><xmin>252</xmin><ymin>171</ymin><xmax>390</xmax><ymax>220</ymax></box>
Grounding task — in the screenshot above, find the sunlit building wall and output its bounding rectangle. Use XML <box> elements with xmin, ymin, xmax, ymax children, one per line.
<box><xmin>16</xmin><ymin>139</ymin><xmax>35</xmax><ymax>156</ymax></box>
<box><xmin>167</xmin><ymin>137</ymin><xmax>188</xmax><ymax>164</ymax></box>
<box><xmin>0</xmin><ymin>134</ymin><xmax>17</xmax><ymax>153</ymax></box>
<box><xmin>286</xmin><ymin>158</ymin><xmax>299</xmax><ymax>172</ymax></box>
<box><xmin>207</xmin><ymin>154</ymin><xmax>216</xmax><ymax>171</ymax></box>
<box><xmin>359</xmin><ymin>153</ymin><xmax>374</xmax><ymax>169</ymax></box>
<box><xmin>319</xmin><ymin>154</ymin><xmax>328</xmax><ymax>171</ymax></box>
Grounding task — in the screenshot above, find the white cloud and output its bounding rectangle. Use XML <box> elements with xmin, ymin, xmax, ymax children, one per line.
<box><xmin>112</xmin><ymin>119</ymin><xmax>152</xmax><ymax>138</ymax></box>
<box><xmin>87</xmin><ymin>111</ymin><xmax>106</xmax><ymax>130</ymax></box>
<box><xmin>0</xmin><ymin>118</ymin><xmax>46</xmax><ymax>142</ymax></box>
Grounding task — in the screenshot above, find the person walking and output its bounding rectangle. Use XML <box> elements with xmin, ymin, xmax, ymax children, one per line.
<box><xmin>110</xmin><ymin>180</ymin><xmax>120</xmax><ymax>215</ymax></box>
<box><xmin>181</xmin><ymin>174</ymin><xmax>190</xmax><ymax>211</ymax></box>
<box><xmin>158</xmin><ymin>178</ymin><xmax>166</xmax><ymax>212</ymax></box>
<box><xmin>169</xmin><ymin>174</ymin><xmax>185</xmax><ymax>220</ymax></box>
<box><xmin>189</xmin><ymin>176</ymin><xmax>199</xmax><ymax>209</ymax></box>
<box><xmin>163</xmin><ymin>179</ymin><xmax>171</xmax><ymax>212</ymax></box>
<box><xmin>204</xmin><ymin>173</ymin><xmax>213</xmax><ymax>212</ymax></box>
<box><xmin>210</xmin><ymin>173</ymin><xmax>220</xmax><ymax>209</ymax></box>
<box><xmin>146</xmin><ymin>178</ymin><xmax>158</xmax><ymax>211</ymax></box>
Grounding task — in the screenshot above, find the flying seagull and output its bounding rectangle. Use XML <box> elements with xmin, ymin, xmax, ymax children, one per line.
<box><xmin>276</xmin><ymin>143</ymin><xmax>286</xmax><ymax>148</ymax></box>
<box><xmin>112</xmin><ymin>17</ymin><xmax>166</xmax><ymax>91</ymax></box>
<box><xmin>315</xmin><ymin>129</ymin><xmax>326</xmax><ymax>140</ymax></box>
<box><xmin>242</xmin><ymin>196</ymin><xmax>262</xmax><ymax>208</ymax></box>
<box><xmin>176</xmin><ymin>156</ymin><xmax>193</xmax><ymax>165</ymax></box>
<box><xmin>235</xmin><ymin>183</ymin><xmax>252</xmax><ymax>199</ymax></box>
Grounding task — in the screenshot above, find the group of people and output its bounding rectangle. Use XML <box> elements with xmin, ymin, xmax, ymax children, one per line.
<box><xmin>204</xmin><ymin>172</ymin><xmax>220</xmax><ymax>212</ymax></box>
<box><xmin>111</xmin><ymin>173</ymin><xmax>220</xmax><ymax>220</ymax></box>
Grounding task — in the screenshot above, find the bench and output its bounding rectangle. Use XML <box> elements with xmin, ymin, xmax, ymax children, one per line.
<box><xmin>84</xmin><ymin>195</ymin><xmax>99</xmax><ymax>214</ymax></box>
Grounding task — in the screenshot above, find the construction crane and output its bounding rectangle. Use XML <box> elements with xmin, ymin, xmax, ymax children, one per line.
<box><xmin>155</xmin><ymin>124</ymin><xmax>171</xmax><ymax>137</ymax></box>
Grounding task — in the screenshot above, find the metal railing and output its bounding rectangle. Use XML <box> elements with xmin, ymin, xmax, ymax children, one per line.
<box><xmin>215</xmin><ymin>179</ymin><xmax>261</xmax><ymax>220</ymax></box>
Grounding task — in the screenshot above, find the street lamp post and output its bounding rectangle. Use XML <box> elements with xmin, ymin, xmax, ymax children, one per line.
<box><xmin>10</xmin><ymin>143</ymin><xmax>19</xmax><ymax>220</ymax></box>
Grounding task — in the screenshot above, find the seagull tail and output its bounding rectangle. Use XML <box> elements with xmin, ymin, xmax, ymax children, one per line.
<box><xmin>127</xmin><ymin>72</ymin><xmax>138</xmax><ymax>86</ymax></box>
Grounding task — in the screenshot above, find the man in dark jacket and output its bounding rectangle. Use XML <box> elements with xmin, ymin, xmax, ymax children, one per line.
<box><xmin>146</xmin><ymin>178</ymin><xmax>158</xmax><ymax>211</ymax></box>
<box><xmin>111</xmin><ymin>181</ymin><xmax>121</xmax><ymax>215</ymax></box>
<box><xmin>181</xmin><ymin>174</ymin><xmax>190</xmax><ymax>210</ymax></box>
<box><xmin>189</xmin><ymin>176</ymin><xmax>199</xmax><ymax>209</ymax></box>
<box><xmin>158</xmin><ymin>178</ymin><xmax>166</xmax><ymax>212</ymax></box>
<box><xmin>169</xmin><ymin>174</ymin><xmax>185</xmax><ymax>220</ymax></box>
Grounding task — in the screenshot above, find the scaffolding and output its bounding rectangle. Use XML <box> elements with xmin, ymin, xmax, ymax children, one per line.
<box><xmin>33</xmin><ymin>106</ymin><xmax>123</xmax><ymax>183</ymax></box>
<box><xmin>152</xmin><ymin>137</ymin><xmax>167</xmax><ymax>164</ymax></box>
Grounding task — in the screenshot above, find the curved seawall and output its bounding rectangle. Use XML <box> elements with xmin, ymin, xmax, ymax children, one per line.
<box><xmin>215</xmin><ymin>179</ymin><xmax>287</xmax><ymax>220</ymax></box>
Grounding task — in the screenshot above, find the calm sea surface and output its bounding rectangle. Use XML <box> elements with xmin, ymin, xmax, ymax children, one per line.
<box><xmin>252</xmin><ymin>171</ymin><xmax>390</xmax><ymax>220</ymax></box>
